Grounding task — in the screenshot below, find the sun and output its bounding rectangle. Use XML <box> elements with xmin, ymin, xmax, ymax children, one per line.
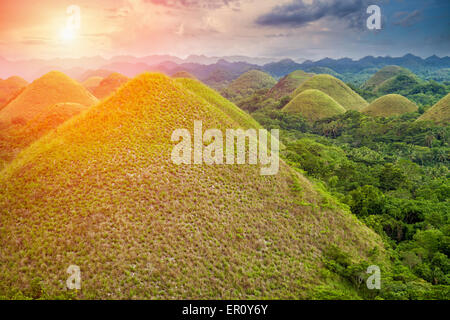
<box><xmin>60</xmin><ymin>27</ymin><xmax>76</xmax><ymax>43</ymax></box>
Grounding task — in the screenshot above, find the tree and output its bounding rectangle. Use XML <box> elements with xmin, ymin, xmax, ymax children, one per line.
<box><xmin>348</xmin><ymin>185</ymin><xmax>385</xmax><ymax>217</ymax></box>
<box><xmin>379</xmin><ymin>163</ymin><xmax>406</xmax><ymax>191</ymax></box>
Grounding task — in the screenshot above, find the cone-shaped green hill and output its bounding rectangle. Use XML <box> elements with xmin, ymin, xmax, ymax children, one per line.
<box><xmin>362</xmin><ymin>66</ymin><xmax>413</xmax><ymax>91</ymax></box>
<box><xmin>362</xmin><ymin>94</ymin><xmax>418</xmax><ymax>117</ymax></box>
<box><xmin>0</xmin><ymin>71</ymin><xmax>97</xmax><ymax>124</ymax></box>
<box><xmin>293</xmin><ymin>74</ymin><xmax>368</xmax><ymax>111</ymax></box>
<box><xmin>92</xmin><ymin>72</ymin><xmax>129</xmax><ymax>99</ymax></box>
<box><xmin>417</xmin><ymin>93</ymin><xmax>450</xmax><ymax>125</ymax></box>
<box><xmin>0</xmin><ymin>73</ymin><xmax>387</xmax><ymax>299</ymax></box>
<box><xmin>282</xmin><ymin>89</ymin><xmax>346</xmax><ymax>122</ymax></box>
<box><xmin>0</xmin><ymin>102</ymin><xmax>89</xmax><ymax>168</ymax></box>
<box><xmin>223</xmin><ymin>70</ymin><xmax>277</xmax><ymax>101</ymax></box>
<box><xmin>266</xmin><ymin>70</ymin><xmax>315</xmax><ymax>99</ymax></box>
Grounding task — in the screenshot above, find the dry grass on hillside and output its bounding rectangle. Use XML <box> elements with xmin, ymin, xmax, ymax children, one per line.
<box><xmin>0</xmin><ymin>73</ymin><xmax>387</xmax><ymax>299</ymax></box>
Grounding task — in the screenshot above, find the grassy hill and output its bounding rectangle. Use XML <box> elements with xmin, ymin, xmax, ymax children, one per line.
<box><xmin>293</xmin><ymin>74</ymin><xmax>368</xmax><ymax>111</ymax></box>
<box><xmin>362</xmin><ymin>94</ymin><xmax>418</xmax><ymax>117</ymax></box>
<box><xmin>222</xmin><ymin>70</ymin><xmax>277</xmax><ymax>101</ymax></box>
<box><xmin>0</xmin><ymin>71</ymin><xmax>97</xmax><ymax>124</ymax></box>
<box><xmin>92</xmin><ymin>73</ymin><xmax>129</xmax><ymax>99</ymax></box>
<box><xmin>375</xmin><ymin>74</ymin><xmax>421</xmax><ymax>95</ymax></box>
<box><xmin>362</xmin><ymin>66</ymin><xmax>414</xmax><ymax>91</ymax></box>
<box><xmin>282</xmin><ymin>89</ymin><xmax>346</xmax><ymax>122</ymax></box>
<box><xmin>417</xmin><ymin>93</ymin><xmax>450</xmax><ymax>125</ymax></box>
<box><xmin>172</xmin><ymin>71</ymin><xmax>197</xmax><ymax>80</ymax></box>
<box><xmin>203</xmin><ymin>69</ymin><xmax>235</xmax><ymax>90</ymax></box>
<box><xmin>82</xmin><ymin>76</ymin><xmax>104</xmax><ymax>93</ymax></box>
<box><xmin>16</xmin><ymin>102</ymin><xmax>88</xmax><ymax>143</ymax></box>
<box><xmin>266</xmin><ymin>70</ymin><xmax>315</xmax><ymax>99</ymax></box>
<box><xmin>175</xmin><ymin>78</ymin><xmax>262</xmax><ymax>130</ymax></box>
<box><xmin>0</xmin><ymin>102</ymin><xmax>88</xmax><ymax>168</ymax></box>
<box><xmin>0</xmin><ymin>73</ymin><xmax>387</xmax><ymax>299</ymax></box>
<box><xmin>306</xmin><ymin>67</ymin><xmax>340</xmax><ymax>78</ymax></box>
<box><xmin>79</xmin><ymin>69</ymin><xmax>114</xmax><ymax>82</ymax></box>
<box><xmin>0</xmin><ymin>76</ymin><xmax>28</xmax><ymax>110</ymax></box>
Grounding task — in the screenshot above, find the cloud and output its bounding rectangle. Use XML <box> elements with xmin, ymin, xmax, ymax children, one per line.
<box><xmin>393</xmin><ymin>10</ymin><xmax>422</xmax><ymax>27</ymax></box>
<box><xmin>143</xmin><ymin>0</ymin><xmax>240</xmax><ymax>10</ymax></box>
<box><xmin>256</xmin><ymin>0</ymin><xmax>370</xmax><ymax>28</ymax></box>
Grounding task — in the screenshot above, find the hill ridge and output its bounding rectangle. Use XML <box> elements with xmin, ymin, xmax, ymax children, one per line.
<box><xmin>417</xmin><ymin>93</ymin><xmax>450</xmax><ymax>125</ymax></box>
<box><xmin>282</xmin><ymin>89</ymin><xmax>346</xmax><ymax>121</ymax></box>
<box><xmin>293</xmin><ymin>74</ymin><xmax>368</xmax><ymax>111</ymax></box>
<box><xmin>362</xmin><ymin>94</ymin><xmax>418</xmax><ymax>117</ymax></box>
<box><xmin>0</xmin><ymin>71</ymin><xmax>97</xmax><ymax>124</ymax></box>
<box><xmin>266</xmin><ymin>70</ymin><xmax>315</xmax><ymax>99</ymax></box>
<box><xmin>0</xmin><ymin>73</ymin><xmax>387</xmax><ymax>299</ymax></box>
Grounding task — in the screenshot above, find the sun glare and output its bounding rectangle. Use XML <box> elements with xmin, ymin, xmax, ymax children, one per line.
<box><xmin>60</xmin><ymin>27</ymin><xmax>76</xmax><ymax>43</ymax></box>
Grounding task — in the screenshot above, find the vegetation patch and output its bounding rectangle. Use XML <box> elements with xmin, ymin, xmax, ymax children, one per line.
<box><xmin>0</xmin><ymin>76</ymin><xmax>28</xmax><ymax>110</ymax></box>
<box><xmin>362</xmin><ymin>94</ymin><xmax>418</xmax><ymax>118</ymax></box>
<box><xmin>222</xmin><ymin>70</ymin><xmax>277</xmax><ymax>103</ymax></box>
<box><xmin>282</xmin><ymin>89</ymin><xmax>346</xmax><ymax>122</ymax></box>
<box><xmin>417</xmin><ymin>93</ymin><xmax>450</xmax><ymax>125</ymax></box>
<box><xmin>266</xmin><ymin>70</ymin><xmax>314</xmax><ymax>100</ymax></box>
<box><xmin>363</xmin><ymin>66</ymin><xmax>414</xmax><ymax>91</ymax></box>
<box><xmin>0</xmin><ymin>71</ymin><xmax>97</xmax><ymax>124</ymax></box>
<box><xmin>293</xmin><ymin>74</ymin><xmax>368</xmax><ymax>111</ymax></box>
<box><xmin>0</xmin><ymin>73</ymin><xmax>387</xmax><ymax>299</ymax></box>
<box><xmin>92</xmin><ymin>73</ymin><xmax>129</xmax><ymax>99</ymax></box>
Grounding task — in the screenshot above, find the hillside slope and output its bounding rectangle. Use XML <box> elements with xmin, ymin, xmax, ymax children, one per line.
<box><xmin>0</xmin><ymin>73</ymin><xmax>387</xmax><ymax>299</ymax></box>
<box><xmin>172</xmin><ymin>71</ymin><xmax>197</xmax><ymax>80</ymax></box>
<box><xmin>174</xmin><ymin>78</ymin><xmax>262</xmax><ymax>130</ymax></box>
<box><xmin>362</xmin><ymin>66</ymin><xmax>413</xmax><ymax>91</ymax></box>
<box><xmin>0</xmin><ymin>102</ymin><xmax>88</xmax><ymax>167</ymax></box>
<box><xmin>222</xmin><ymin>70</ymin><xmax>277</xmax><ymax>101</ymax></box>
<box><xmin>266</xmin><ymin>70</ymin><xmax>315</xmax><ymax>99</ymax></box>
<box><xmin>362</xmin><ymin>94</ymin><xmax>418</xmax><ymax>117</ymax></box>
<box><xmin>375</xmin><ymin>74</ymin><xmax>421</xmax><ymax>95</ymax></box>
<box><xmin>0</xmin><ymin>76</ymin><xmax>28</xmax><ymax>110</ymax></box>
<box><xmin>92</xmin><ymin>73</ymin><xmax>129</xmax><ymax>99</ymax></box>
<box><xmin>417</xmin><ymin>93</ymin><xmax>450</xmax><ymax>125</ymax></box>
<box><xmin>293</xmin><ymin>75</ymin><xmax>368</xmax><ymax>111</ymax></box>
<box><xmin>16</xmin><ymin>102</ymin><xmax>88</xmax><ymax>143</ymax></box>
<box><xmin>82</xmin><ymin>76</ymin><xmax>104</xmax><ymax>93</ymax></box>
<box><xmin>282</xmin><ymin>89</ymin><xmax>346</xmax><ymax>122</ymax></box>
<box><xmin>0</xmin><ymin>71</ymin><xmax>97</xmax><ymax>124</ymax></box>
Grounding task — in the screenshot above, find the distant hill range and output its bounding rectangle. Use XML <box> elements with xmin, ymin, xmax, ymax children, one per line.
<box><xmin>1</xmin><ymin>54</ymin><xmax>449</xmax><ymax>85</ymax></box>
<box><xmin>261</xmin><ymin>54</ymin><xmax>450</xmax><ymax>77</ymax></box>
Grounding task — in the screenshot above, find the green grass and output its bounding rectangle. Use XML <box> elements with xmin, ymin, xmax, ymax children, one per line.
<box><xmin>266</xmin><ymin>70</ymin><xmax>314</xmax><ymax>99</ymax></box>
<box><xmin>282</xmin><ymin>89</ymin><xmax>346</xmax><ymax>122</ymax></box>
<box><xmin>293</xmin><ymin>74</ymin><xmax>368</xmax><ymax>111</ymax></box>
<box><xmin>362</xmin><ymin>66</ymin><xmax>414</xmax><ymax>91</ymax></box>
<box><xmin>362</xmin><ymin>94</ymin><xmax>418</xmax><ymax>117</ymax></box>
<box><xmin>0</xmin><ymin>73</ymin><xmax>388</xmax><ymax>299</ymax></box>
<box><xmin>0</xmin><ymin>71</ymin><xmax>97</xmax><ymax>124</ymax></box>
<box><xmin>305</xmin><ymin>67</ymin><xmax>340</xmax><ymax>78</ymax></box>
<box><xmin>222</xmin><ymin>70</ymin><xmax>277</xmax><ymax>101</ymax></box>
<box><xmin>175</xmin><ymin>78</ymin><xmax>262</xmax><ymax>130</ymax></box>
<box><xmin>375</xmin><ymin>74</ymin><xmax>421</xmax><ymax>95</ymax></box>
<box><xmin>417</xmin><ymin>93</ymin><xmax>450</xmax><ymax>125</ymax></box>
<box><xmin>0</xmin><ymin>102</ymin><xmax>88</xmax><ymax>169</ymax></box>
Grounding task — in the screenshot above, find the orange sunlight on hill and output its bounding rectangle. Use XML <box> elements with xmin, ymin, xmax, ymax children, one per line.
<box><xmin>0</xmin><ymin>71</ymin><xmax>97</xmax><ymax>124</ymax></box>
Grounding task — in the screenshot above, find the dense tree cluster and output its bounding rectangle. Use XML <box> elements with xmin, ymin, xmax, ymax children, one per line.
<box><xmin>252</xmin><ymin>106</ymin><xmax>449</xmax><ymax>299</ymax></box>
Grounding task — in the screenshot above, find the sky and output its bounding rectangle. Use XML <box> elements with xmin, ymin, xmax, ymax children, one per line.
<box><xmin>0</xmin><ymin>0</ymin><xmax>449</xmax><ymax>61</ymax></box>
